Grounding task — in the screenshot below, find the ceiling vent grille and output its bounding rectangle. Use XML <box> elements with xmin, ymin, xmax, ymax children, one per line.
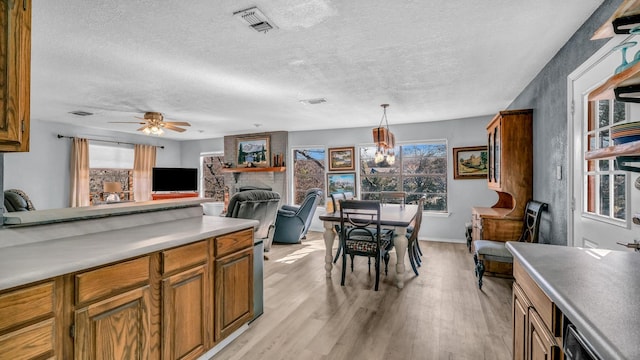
<box><xmin>300</xmin><ymin>98</ymin><xmax>327</xmax><ymax>105</ymax></box>
<box><xmin>69</xmin><ymin>110</ymin><xmax>93</xmax><ymax>116</ymax></box>
<box><xmin>233</xmin><ymin>7</ymin><xmax>277</xmax><ymax>33</ymax></box>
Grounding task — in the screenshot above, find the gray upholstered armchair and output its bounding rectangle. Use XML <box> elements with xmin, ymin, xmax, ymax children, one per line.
<box><xmin>225</xmin><ymin>189</ymin><xmax>281</xmax><ymax>251</ymax></box>
<box><xmin>273</xmin><ymin>188</ymin><xmax>323</xmax><ymax>244</ymax></box>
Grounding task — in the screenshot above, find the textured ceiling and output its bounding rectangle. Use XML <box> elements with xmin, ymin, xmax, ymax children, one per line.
<box><xmin>31</xmin><ymin>0</ymin><xmax>605</xmax><ymax>140</ymax></box>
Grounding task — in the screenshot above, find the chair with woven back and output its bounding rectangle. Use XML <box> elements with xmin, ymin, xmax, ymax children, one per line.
<box><xmin>473</xmin><ymin>200</ymin><xmax>548</xmax><ymax>289</ymax></box>
<box><xmin>339</xmin><ymin>200</ymin><xmax>393</xmax><ymax>291</ymax></box>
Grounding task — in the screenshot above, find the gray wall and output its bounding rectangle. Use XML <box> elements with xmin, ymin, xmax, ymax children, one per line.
<box><xmin>3</xmin><ymin>119</ymin><xmax>182</xmax><ymax>210</ymax></box>
<box><xmin>179</xmin><ymin>115</ymin><xmax>498</xmax><ymax>242</ymax></box>
<box><xmin>289</xmin><ymin>115</ymin><xmax>498</xmax><ymax>242</ymax></box>
<box><xmin>507</xmin><ymin>0</ymin><xmax>621</xmax><ymax>245</ymax></box>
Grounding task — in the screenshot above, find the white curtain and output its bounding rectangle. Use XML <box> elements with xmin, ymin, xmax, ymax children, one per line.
<box><xmin>133</xmin><ymin>144</ymin><xmax>157</xmax><ymax>201</ymax></box>
<box><xmin>69</xmin><ymin>138</ymin><xmax>90</xmax><ymax>207</ymax></box>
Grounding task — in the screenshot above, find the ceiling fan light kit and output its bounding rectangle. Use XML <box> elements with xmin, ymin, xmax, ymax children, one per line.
<box><xmin>109</xmin><ymin>111</ymin><xmax>190</xmax><ymax>136</ymax></box>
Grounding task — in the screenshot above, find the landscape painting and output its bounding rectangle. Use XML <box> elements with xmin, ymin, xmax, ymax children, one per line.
<box><xmin>453</xmin><ymin>146</ymin><xmax>488</xmax><ymax>179</ymax></box>
<box><xmin>237</xmin><ymin>136</ymin><xmax>270</xmax><ymax>167</ymax></box>
<box><xmin>328</xmin><ymin>146</ymin><xmax>355</xmax><ymax>171</ymax></box>
<box><xmin>327</xmin><ymin>172</ymin><xmax>356</xmax><ymax>194</ymax></box>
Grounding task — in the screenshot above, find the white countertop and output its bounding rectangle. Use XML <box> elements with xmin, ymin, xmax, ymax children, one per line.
<box><xmin>0</xmin><ymin>214</ymin><xmax>258</xmax><ymax>291</ymax></box>
<box><xmin>507</xmin><ymin>242</ymin><xmax>640</xmax><ymax>360</ymax></box>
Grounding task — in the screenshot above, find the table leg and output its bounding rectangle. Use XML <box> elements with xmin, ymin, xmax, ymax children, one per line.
<box><xmin>393</xmin><ymin>226</ymin><xmax>408</xmax><ymax>289</ymax></box>
<box><xmin>323</xmin><ymin>221</ymin><xmax>336</xmax><ymax>278</ymax></box>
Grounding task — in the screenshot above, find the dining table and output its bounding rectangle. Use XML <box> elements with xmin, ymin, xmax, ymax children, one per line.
<box><xmin>318</xmin><ymin>203</ymin><xmax>418</xmax><ymax>289</ymax></box>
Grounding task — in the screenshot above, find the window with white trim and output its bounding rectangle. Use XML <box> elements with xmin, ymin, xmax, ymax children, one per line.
<box><xmin>292</xmin><ymin>147</ymin><xmax>326</xmax><ymax>205</ymax></box>
<box><xmin>584</xmin><ymin>99</ymin><xmax>627</xmax><ymax>222</ymax></box>
<box><xmin>360</xmin><ymin>141</ymin><xmax>447</xmax><ymax>212</ymax></box>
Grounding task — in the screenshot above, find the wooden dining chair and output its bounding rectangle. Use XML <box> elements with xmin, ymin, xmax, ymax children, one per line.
<box><xmin>406</xmin><ymin>196</ymin><xmax>425</xmax><ymax>276</ymax></box>
<box><xmin>339</xmin><ymin>200</ymin><xmax>393</xmax><ymax>291</ymax></box>
<box><xmin>330</xmin><ymin>192</ymin><xmax>347</xmax><ymax>264</ymax></box>
<box><xmin>473</xmin><ymin>200</ymin><xmax>548</xmax><ymax>289</ymax></box>
<box><xmin>380</xmin><ymin>191</ymin><xmax>406</xmax><ymax>206</ymax></box>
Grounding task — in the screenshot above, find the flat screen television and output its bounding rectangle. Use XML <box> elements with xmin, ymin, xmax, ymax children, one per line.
<box><xmin>152</xmin><ymin>167</ymin><xmax>198</xmax><ymax>192</ymax></box>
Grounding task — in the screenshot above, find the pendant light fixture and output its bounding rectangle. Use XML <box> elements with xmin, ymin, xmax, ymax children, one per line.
<box><xmin>372</xmin><ymin>104</ymin><xmax>396</xmax><ymax>164</ymax></box>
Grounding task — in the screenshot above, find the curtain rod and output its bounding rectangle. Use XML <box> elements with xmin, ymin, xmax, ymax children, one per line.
<box><xmin>57</xmin><ymin>134</ymin><xmax>165</xmax><ymax>149</ymax></box>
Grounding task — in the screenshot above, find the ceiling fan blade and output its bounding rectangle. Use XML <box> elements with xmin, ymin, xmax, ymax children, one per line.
<box><xmin>109</xmin><ymin>121</ymin><xmax>147</xmax><ymax>124</ymax></box>
<box><xmin>163</xmin><ymin>124</ymin><xmax>187</xmax><ymax>132</ymax></box>
<box><xmin>163</xmin><ymin>121</ymin><xmax>191</xmax><ymax>126</ymax></box>
<box><xmin>134</xmin><ymin>116</ymin><xmax>152</xmax><ymax>121</ymax></box>
<box><xmin>137</xmin><ymin>126</ymin><xmax>148</xmax><ymax>131</ymax></box>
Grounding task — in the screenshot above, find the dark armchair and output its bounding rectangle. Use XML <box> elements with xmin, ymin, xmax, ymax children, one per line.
<box><xmin>4</xmin><ymin>189</ymin><xmax>36</xmax><ymax>212</ymax></box>
<box><xmin>273</xmin><ymin>188</ymin><xmax>323</xmax><ymax>244</ymax></box>
<box><xmin>225</xmin><ymin>189</ymin><xmax>281</xmax><ymax>251</ymax></box>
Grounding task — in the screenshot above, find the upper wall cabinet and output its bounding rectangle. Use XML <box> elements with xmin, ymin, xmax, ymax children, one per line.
<box><xmin>0</xmin><ymin>0</ymin><xmax>31</xmax><ymax>152</ymax></box>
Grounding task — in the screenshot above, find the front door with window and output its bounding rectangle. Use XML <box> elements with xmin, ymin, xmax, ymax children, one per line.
<box><xmin>570</xmin><ymin>39</ymin><xmax>636</xmax><ymax>250</ymax></box>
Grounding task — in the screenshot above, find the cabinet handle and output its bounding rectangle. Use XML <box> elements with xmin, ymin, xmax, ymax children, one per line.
<box><xmin>23</xmin><ymin>0</ymin><xmax>27</xmax><ymax>11</ymax></box>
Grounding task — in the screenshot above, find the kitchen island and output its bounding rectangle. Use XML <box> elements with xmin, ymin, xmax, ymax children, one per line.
<box><xmin>0</xmin><ymin>199</ymin><xmax>258</xmax><ymax>360</ymax></box>
<box><xmin>507</xmin><ymin>242</ymin><xmax>640</xmax><ymax>360</ymax></box>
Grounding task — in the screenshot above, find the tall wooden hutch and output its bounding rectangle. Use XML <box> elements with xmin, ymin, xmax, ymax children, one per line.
<box><xmin>471</xmin><ymin>109</ymin><xmax>533</xmax><ymax>275</ymax></box>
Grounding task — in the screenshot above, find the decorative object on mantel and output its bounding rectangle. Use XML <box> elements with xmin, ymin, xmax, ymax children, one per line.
<box><xmin>236</xmin><ymin>135</ymin><xmax>270</xmax><ymax>168</ymax></box>
<box><xmin>372</xmin><ymin>104</ymin><xmax>396</xmax><ymax>165</ymax></box>
<box><xmin>103</xmin><ymin>182</ymin><xmax>122</xmax><ymax>202</ymax></box>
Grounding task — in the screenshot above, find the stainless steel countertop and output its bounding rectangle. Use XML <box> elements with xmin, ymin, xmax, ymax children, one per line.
<box><xmin>507</xmin><ymin>242</ymin><xmax>640</xmax><ymax>360</ymax></box>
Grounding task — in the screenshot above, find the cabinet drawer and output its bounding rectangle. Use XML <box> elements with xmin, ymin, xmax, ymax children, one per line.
<box><xmin>0</xmin><ymin>281</ymin><xmax>55</xmax><ymax>332</ymax></box>
<box><xmin>75</xmin><ymin>256</ymin><xmax>150</xmax><ymax>305</ymax></box>
<box><xmin>0</xmin><ymin>318</ymin><xmax>56</xmax><ymax>359</ymax></box>
<box><xmin>514</xmin><ymin>261</ymin><xmax>562</xmax><ymax>336</ymax></box>
<box><xmin>215</xmin><ymin>229</ymin><xmax>253</xmax><ymax>258</ymax></box>
<box><xmin>162</xmin><ymin>240</ymin><xmax>208</xmax><ymax>275</ymax></box>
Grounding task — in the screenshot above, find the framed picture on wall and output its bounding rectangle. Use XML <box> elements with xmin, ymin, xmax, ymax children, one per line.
<box><xmin>328</xmin><ymin>146</ymin><xmax>355</xmax><ymax>171</ymax></box>
<box><xmin>327</xmin><ymin>172</ymin><xmax>356</xmax><ymax>194</ymax></box>
<box><xmin>453</xmin><ymin>146</ymin><xmax>488</xmax><ymax>179</ymax></box>
<box><xmin>236</xmin><ymin>136</ymin><xmax>270</xmax><ymax>168</ymax></box>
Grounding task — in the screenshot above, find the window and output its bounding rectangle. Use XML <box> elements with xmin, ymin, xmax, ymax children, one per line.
<box><xmin>200</xmin><ymin>153</ymin><xmax>226</xmax><ymax>201</ymax></box>
<box><xmin>292</xmin><ymin>147</ymin><xmax>326</xmax><ymax>205</ymax></box>
<box><xmin>360</xmin><ymin>142</ymin><xmax>447</xmax><ymax>212</ymax></box>
<box><xmin>88</xmin><ymin>143</ymin><xmax>134</xmax><ymax>204</ymax></box>
<box><xmin>584</xmin><ymin>100</ymin><xmax>627</xmax><ymax>222</ymax></box>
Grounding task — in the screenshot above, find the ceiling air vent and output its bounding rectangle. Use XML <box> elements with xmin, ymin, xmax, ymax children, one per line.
<box><xmin>299</xmin><ymin>98</ymin><xmax>327</xmax><ymax>105</ymax></box>
<box><xmin>233</xmin><ymin>7</ymin><xmax>277</xmax><ymax>33</ymax></box>
<box><xmin>69</xmin><ymin>110</ymin><xmax>93</xmax><ymax>116</ymax></box>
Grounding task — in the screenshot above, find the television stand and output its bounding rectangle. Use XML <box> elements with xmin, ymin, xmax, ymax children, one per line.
<box><xmin>152</xmin><ymin>192</ymin><xmax>199</xmax><ymax>200</ymax></box>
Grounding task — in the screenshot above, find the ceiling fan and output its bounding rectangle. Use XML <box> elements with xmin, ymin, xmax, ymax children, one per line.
<box><xmin>109</xmin><ymin>112</ymin><xmax>191</xmax><ymax>135</ymax></box>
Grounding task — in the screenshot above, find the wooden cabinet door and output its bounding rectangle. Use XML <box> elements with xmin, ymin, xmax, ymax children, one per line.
<box><xmin>0</xmin><ymin>0</ymin><xmax>30</xmax><ymax>152</ymax></box>
<box><xmin>215</xmin><ymin>247</ymin><xmax>253</xmax><ymax>340</ymax></box>
<box><xmin>162</xmin><ymin>264</ymin><xmax>209</xmax><ymax>360</ymax></box>
<box><xmin>74</xmin><ymin>286</ymin><xmax>151</xmax><ymax>360</ymax></box>
<box><xmin>512</xmin><ymin>283</ymin><xmax>531</xmax><ymax>360</ymax></box>
<box><xmin>527</xmin><ymin>309</ymin><xmax>560</xmax><ymax>360</ymax></box>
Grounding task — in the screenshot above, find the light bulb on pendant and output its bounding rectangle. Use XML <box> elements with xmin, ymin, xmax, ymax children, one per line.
<box><xmin>375</xmin><ymin>149</ymin><xmax>385</xmax><ymax>163</ymax></box>
<box><xmin>143</xmin><ymin>127</ymin><xmax>151</xmax><ymax>135</ymax></box>
<box><xmin>386</xmin><ymin>153</ymin><xmax>395</xmax><ymax>165</ymax></box>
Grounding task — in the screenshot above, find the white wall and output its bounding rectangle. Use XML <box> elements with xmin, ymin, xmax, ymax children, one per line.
<box><xmin>179</xmin><ymin>138</ymin><xmax>225</xmax><ymax>169</ymax></box>
<box><xmin>2</xmin><ymin>119</ymin><xmax>182</xmax><ymax>210</ymax></box>
<box><xmin>289</xmin><ymin>115</ymin><xmax>498</xmax><ymax>242</ymax></box>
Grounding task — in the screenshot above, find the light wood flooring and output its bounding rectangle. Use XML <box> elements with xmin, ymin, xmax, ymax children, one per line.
<box><xmin>212</xmin><ymin>232</ymin><xmax>513</xmax><ymax>360</ymax></box>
